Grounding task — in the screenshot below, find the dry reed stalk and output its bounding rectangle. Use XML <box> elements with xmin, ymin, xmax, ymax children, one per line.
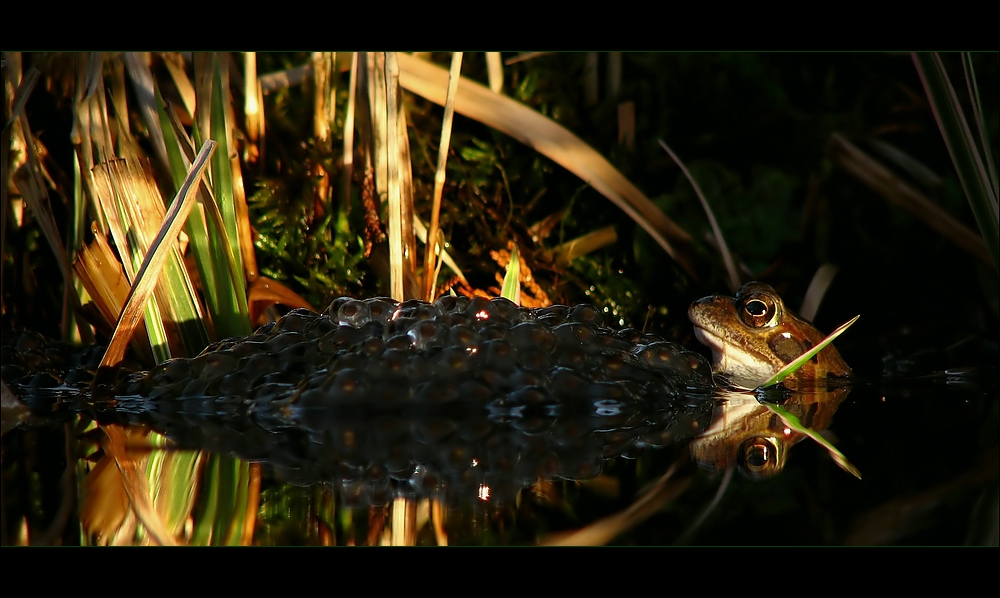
<box><xmin>423</xmin><ymin>52</ymin><xmax>463</xmax><ymax>301</ymax></box>
<box><xmin>243</xmin><ymin>52</ymin><xmax>261</xmax><ymax>161</ymax></box>
<box><xmin>485</xmin><ymin>52</ymin><xmax>503</xmax><ymax>94</ymax></box>
<box><xmin>343</xmin><ymin>52</ymin><xmax>359</xmax><ymax>209</ymax></box>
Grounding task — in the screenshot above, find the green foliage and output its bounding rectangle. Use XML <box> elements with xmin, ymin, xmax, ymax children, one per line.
<box><xmin>249</xmin><ymin>176</ymin><xmax>367</xmax><ymax>308</ymax></box>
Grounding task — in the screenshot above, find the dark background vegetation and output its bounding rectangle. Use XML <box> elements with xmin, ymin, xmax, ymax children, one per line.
<box><xmin>2</xmin><ymin>52</ymin><xmax>997</xmax><ymax>545</ymax></box>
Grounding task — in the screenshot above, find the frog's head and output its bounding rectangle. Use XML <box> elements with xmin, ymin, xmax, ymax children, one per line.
<box><xmin>687</xmin><ymin>282</ymin><xmax>851</xmax><ymax>388</ymax></box>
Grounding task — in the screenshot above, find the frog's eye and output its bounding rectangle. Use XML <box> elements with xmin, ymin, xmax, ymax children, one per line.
<box><xmin>739</xmin><ymin>293</ymin><xmax>779</xmax><ymax>328</ymax></box>
<box><xmin>738</xmin><ymin>436</ymin><xmax>783</xmax><ymax>479</ymax></box>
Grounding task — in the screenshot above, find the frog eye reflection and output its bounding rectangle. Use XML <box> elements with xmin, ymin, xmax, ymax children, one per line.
<box><xmin>738</xmin><ymin>437</ymin><xmax>782</xmax><ymax>479</ymax></box>
<box><xmin>739</xmin><ymin>293</ymin><xmax>779</xmax><ymax>328</ymax></box>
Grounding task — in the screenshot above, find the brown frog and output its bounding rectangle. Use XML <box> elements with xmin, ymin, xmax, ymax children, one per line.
<box><xmin>688</xmin><ymin>281</ymin><xmax>851</xmax><ymax>389</ymax></box>
<box><xmin>687</xmin><ymin>282</ymin><xmax>853</xmax><ymax>478</ymax></box>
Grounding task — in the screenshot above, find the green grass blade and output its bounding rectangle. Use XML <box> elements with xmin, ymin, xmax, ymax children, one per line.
<box><xmin>501</xmin><ymin>243</ymin><xmax>521</xmax><ymax>304</ymax></box>
<box><xmin>912</xmin><ymin>53</ymin><xmax>999</xmax><ymax>272</ymax></box>
<box><xmin>761</xmin><ymin>315</ymin><xmax>859</xmax><ymax>387</ymax></box>
<box><xmin>763</xmin><ymin>402</ymin><xmax>861</xmax><ymax>479</ymax></box>
<box><xmin>208</xmin><ymin>55</ymin><xmax>251</xmax><ymax>337</ymax></box>
<box><xmin>190</xmin><ymin>454</ymin><xmax>251</xmax><ymax>545</ymax></box>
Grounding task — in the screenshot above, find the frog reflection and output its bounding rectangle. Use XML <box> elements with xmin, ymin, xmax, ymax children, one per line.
<box><xmin>687</xmin><ymin>282</ymin><xmax>853</xmax><ymax>478</ymax></box>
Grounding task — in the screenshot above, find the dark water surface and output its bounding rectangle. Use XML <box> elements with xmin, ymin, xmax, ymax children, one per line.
<box><xmin>2</xmin><ymin>351</ymin><xmax>995</xmax><ymax>545</ymax></box>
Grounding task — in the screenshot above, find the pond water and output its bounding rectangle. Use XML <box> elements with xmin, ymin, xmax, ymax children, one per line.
<box><xmin>2</xmin><ymin>325</ymin><xmax>995</xmax><ymax>546</ymax></box>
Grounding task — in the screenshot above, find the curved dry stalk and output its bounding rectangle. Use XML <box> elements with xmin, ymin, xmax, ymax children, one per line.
<box><xmin>423</xmin><ymin>52</ymin><xmax>463</xmax><ymax>301</ymax></box>
<box><xmin>543</xmin><ymin>460</ymin><xmax>691</xmax><ymax>546</ymax></box>
<box><xmin>673</xmin><ymin>467</ymin><xmax>733</xmax><ymax>545</ymax></box>
<box><xmin>800</xmin><ymin>262</ymin><xmax>839</xmax><ymax>321</ymax></box>
<box><xmin>658</xmin><ymin>138</ymin><xmax>740</xmax><ymax>292</ymax></box>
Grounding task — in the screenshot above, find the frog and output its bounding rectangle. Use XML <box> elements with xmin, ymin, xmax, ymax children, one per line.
<box><xmin>688</xmin><ymin>281</ymin><xmax>851</xmax><ymax>389</ymax></box>
<box><xmin>687</xmin><ymin>282</ymin><xmax>853</xmax><ymax>479</ymax></box>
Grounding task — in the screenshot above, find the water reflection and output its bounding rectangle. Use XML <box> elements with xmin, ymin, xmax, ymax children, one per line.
<box><xmin>93</xmin><ymin>384</ymin><xmax>715</xmax><ymax>509</ymax></box>
<box><xmin>690</xmin><ymin>381</ymin><xmax>853</xmax><ymax>479</ymax></box>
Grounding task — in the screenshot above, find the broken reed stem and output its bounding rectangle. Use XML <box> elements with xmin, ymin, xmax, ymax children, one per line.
<box><xmin>423</xmin><ymin>52</ymin><xmax>463</xmax><ymax>301</ymax></box>
<box><xmin>100</xmin><ymin>140</ymin><xmax>216</xmax><ymax>368</ymax></box>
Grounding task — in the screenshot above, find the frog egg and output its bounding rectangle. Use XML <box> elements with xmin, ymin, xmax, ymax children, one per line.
<box><xmin>325</xmin><ymin>296</ymin><xmax>354</xmax><ymax>316</ymax></box>
<box><xmin>508</xmin><ymin>322</ymin><xmax>557</xmax><ymax>353</ymax></box>
<box><xmin>363</xmin><ymin>297</ymin><xmax>398</xmax><ymax>325</ymax></box>
<box><xmin>317</xmin><ymin>325</ymin><xmax>366</xmax><ymax>354</ymax></box>
<box><xmin>272</xmin><ymin>308</ymin><xmax>319</xmax><ymax>333</ymax></box>
<box><xmin>569</xmin><ymin>303</ymin><xmax>604</xmax><ymax>327</ymax></box>
<box><xmin>602</xmin><ymin>357</ymin><xmax>657</xmax><ymax>385</ymax></box>
<box><xmin>369</xmin><ymin>379</ymin><xmax>411</xmax><ymax>403</ymax></box>
<box><xmin>323</xmin><ymin>369</ymin><xmax>369</xmax><ymax>405</ymax></box>
<box><xmin>231</xmin><ymin>339</ymin><xmax>267</xmax><ymax>358</ymax></box>
<box><xmin>635</xmin><ymin>341</ymin><xmax>688</xmax><ymax>370</ymax></box>
<box><xmin>413</xmin><ymin>381</ymin><xmax>460</xmax><ymax>405</ymax></box>
<box><xmin>327</xmin><ymin>352</ymin><xmax>367</xmax><ymax>375</ymax></box>
<box><xmin>434</xmin><ymin>346</ymin><xmax>478</xmax><ymax>379</ymax></box>
<box><xmin>385</xmin><ymin>333</ymin><xmax>415</xmax><ymax>351</ymax></box>
<box><xmin>152</xmin><ymin>357</ymin><xmax>193</xmax><ymax>385</ymax></box>
<box><xmin>536</xmin><ymin>305</ymin><xmax>569</xmax><ymax>326</ymax></box>
<box><xmin>434</xmin><ymin>294</ymin><xmax>470</xmax><ymax>314</ymax></box>
<box><xmin>506</xmin><ymin>368</ymin><xmax>545</xmax><ymax>390</ymax></box>
<box><xmin>407</xmin><ymin>319</ymin><xmax>445</xmax><ymax>351</ymax></box>
<box><xmin>279</xmin><ymin>342</ymin><xmax>322</xmax><ymax>377</ymax></box>
<box><xmin>479</xmin><ymin>322</ymin><xmax>509</xmax><ymax>341</ymax></box>
<box><xmin>356</xmin><ymin>334</ymin><xmax>385</xmax><ymax>358</ymax></box>
<box><xmin>553</xmin><ymin>322</ymin><xmax>601</xmax><ymax>355</ymax></box>
<box><xmin>303</xmin><ymin>315</ymin><xmax>337</xmax><ymax>337</ymax></box>
<box><xmin>588</xmin><ymin>381</ymin><xmax>634</xmax><ymax>403</ymax></box>
<box><xmin>263</xmin><ymin>330</ymin><xmax>304</xmax><ymax>353</ymax></box>
<box><xmin>191</xmin><ymin>351</ymin><xmax>239</xmax><ymax>378</ymax></box>
<box><xmin>680</xmin><ymin>351</ymin><xmax>714</xmax><ymax>387</ymax></box>
<box><xmin>514</xmin><ymin>347</ymin><xmax>553</xmax><ymax>373</ymax></box>
<box><xmin>483</xmin><ymin>339</ymin><xmax>518</xmax><ymax>374</ymax></box>
<box><xmin>336</xmin><ymin>299</ymin><xmax>371</xmax><ymax>328</ymax></box>
<box><xmin>553</xmin><ymin>347</ymin><xmax>587</xmax><ymax>370</ymax></box>
<box><xmin>443</xmin><ymin>311</ymin><xmax>474</xmax><ymax>328</ymax></box>
<box><xmin>456</xmin><ymin>380</ymin><xmax>495</xmax><ymax>405</ymax></box>
<box><xmin>373</xmin><ymin>348</ymin><xmax>410</xmax><ymax>376</ymax></box>
<box><xmin>465</xmin><ymin>296</ymin><xmax>498</xmax><ymax>322</ymax></box>
<box><xmin>405</xmin><ymin>354</ymin><xmax>436</xmax><ymax>383</ymax></box>
<box><xmin>447</xmin><ymin>324</ymin><xmax>481</xmax><ymax>352</ymax></box>
<box><xmin>508</xmin><ymin>385</ymin><xmax>556</xmax><ymax>407</ymax></box>
<box><xmin>383</xmin><ymin>316</ymin><xmax>417</xmax><ymax>339</ymax></box>
<box><xmin>515</xmin><ymin>306</ymin><xmax>537</xmax><ymax>322</ymax></box>
<box><xmin>490</xmin><ymin>297</ymin><xmax>520</xmax><ymax>322</ymax></box>
<box><xmin>549</xmin><ymin>367</ymin><xmax>591</xmax><ymax>399</ymax></box>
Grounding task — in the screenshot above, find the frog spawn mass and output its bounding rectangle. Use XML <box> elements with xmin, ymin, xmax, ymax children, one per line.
<box><xmin>8</xmin><ymin>295</ymin><xmax>717</xmax><ymax>503</ymax></box>
<box><xmin>118</xmin><ymin>295</ymin><xmax>714</xmax><ymax>420</ymax></box>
